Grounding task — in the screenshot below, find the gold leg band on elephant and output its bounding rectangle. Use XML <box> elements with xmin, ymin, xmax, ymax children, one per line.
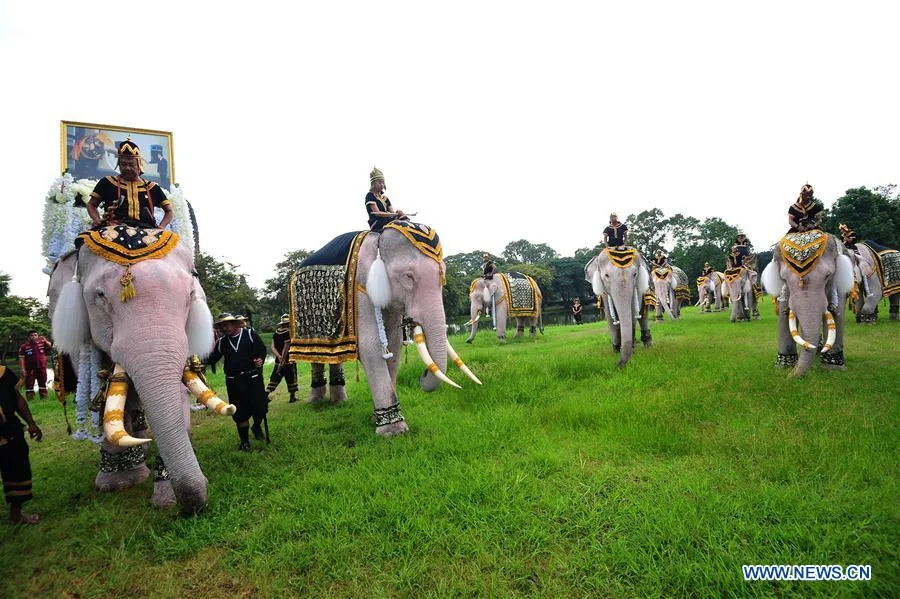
<box><xmin>183</xmin><ymin>368</ymin><xmax>236</xmax><ymax>416</ymax></box>
<box><xmin>787</xmin><ymin>310</ymin><xmax>817</xmax><ymax>351</ymax></box>
<box><xmin>104</xmin><ymin>364</ymin><xmax>151</xmax><ymax>447</ymax></box>
<box><xmin>821</xmin><ymin>311</ymin><xmax>837</xmax><ymax>354</ymax></box>
<box><xmin>446</xmin><ymin>340</ymin><xmax>482</xmax><ymax>385</ymax></box>
<box><xmin>412</xmin><ymin>325</ymin><xmax>461</xmax><ymax>389</ymax></box>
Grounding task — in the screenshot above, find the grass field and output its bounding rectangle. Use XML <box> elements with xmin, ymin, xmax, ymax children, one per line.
<box><xmin>1</xmin><ymin>307</ymin><xmax>897</xmax><ymax>597</ymax></box>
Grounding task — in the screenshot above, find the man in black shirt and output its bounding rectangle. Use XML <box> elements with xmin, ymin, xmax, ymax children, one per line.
<box><xmin>266</xmin><ymin>314</ymin><xmax>298</xmax><ymax>403</ymax></box>
<box><xmin>603</xmin><ymin>213</ymin><xmax>628</xmax><ymax>248</ymax></box>
<box><xmin>365</xmin><ymin>167</ymin><xmax>408</xmax><ymax>232</ymax></box>
<box><xmin>788</xmin><ymin>184</ymin><xmax>823</xmax><ymax>233</ymax></box>
<box><xmin>1</xmin><ymin>365</ymin><xmax>42</xmax><ymax>524</ymax></box>
<box><xmin>730</xmin><ymin>231</ymin><xmax>752</xmax><ymax>268</ymax></box>
<box><xmin>482</xmin><ymin>253</ymin><xmax>496</xmax><ymax>280</ymax></box>
<box><xmin>207</xmin><ymin>313</ymin><xmax>268</xmax><ymax>450</ymax></box>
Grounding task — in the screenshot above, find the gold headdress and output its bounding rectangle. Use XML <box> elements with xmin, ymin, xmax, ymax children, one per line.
<box><xmin>798</xmin><ymin>183</ymin><xmax>814</xmax><ymax>202</ymax></box>
<box><xmin>117</xmin><ymin>138</ymin><xmax>144</xmax><ymax>173</ymax></box>
<box><xmin>370</xmin><ymin>166</ymin><xmax>385</xmax><ymax>184</ymax></box>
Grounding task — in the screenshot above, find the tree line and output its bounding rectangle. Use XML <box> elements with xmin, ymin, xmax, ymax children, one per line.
<box><xmin>2</xmin><ymin>185</ymin><xmax>897</xmax><ymax>348</ymax></box>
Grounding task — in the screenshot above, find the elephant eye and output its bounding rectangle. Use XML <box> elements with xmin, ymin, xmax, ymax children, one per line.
<box><xmin>97</xmin><ymin>290</ymin><xmax>105</xmax><ymax>298</ymax></box>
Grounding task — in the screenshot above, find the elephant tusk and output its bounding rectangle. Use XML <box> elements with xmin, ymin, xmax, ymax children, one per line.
<box><xmin>446</xmin><ymin>341</ymin><xmax>482</xmax><ymax>385</ymax></box>
<box><xmin>183</xmin><ymin>364</ymin><xmax>236</xmax><ymax>416</ymax></box>
<box><xmin>104</xmin><ymin>364</ymin><xmax>152</xmax><ymax>448</ymax></box>
<box><xmin>464</xmin><ymin>311</ymin><xmax>482</xmax><ymax>327</ymax></box>
<box><xmin>412</xmin><ymin>326</ymin><xmax>461</xmax><ymax>389</ymax></box>
<box><xmin>788</xmin><ymin>310</ymin><xmax>817</xmax><ymax>351</ymax></box>
<box><xmin>821</xmin><ymin>311</ymin><xmax>837</xmax><ymax>354</ymax></box>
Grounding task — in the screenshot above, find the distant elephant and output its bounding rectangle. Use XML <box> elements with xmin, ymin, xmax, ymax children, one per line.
<box><xmin>585</xmin><ymin>248</ymin><xmax>653</xmax><ymax>368</ymax></box>
<box><xmin>651</xmin><ymin>264</ymin><xmax>689</xmax><ymax>320</ymax></box>
<box><xmin>48</xmin><ymin>227</ymin><xmax>226</xmax><ymax>514</ymax></box>
<box><xmin>465</xmin><ymin>273</ymin><xmax>543</xmax><ymax>343</ymax></box>
<box><xmin>696</xmin><ymin>271</ymin><xmax>725</xmax><ymax>311</ymax></box>
<box><xmin>288</xmin><ymin>223</ymin><xmax>480</xmax><ymax>437</ymax></box>
<box><xmin>762</xmin><ymin>231</ymin><xmax>854</xmax><ymax>376</ymax></box>
<box><xmin>723</xmin><ymin>266</ymin><xmax>760</xmax><ymax>322</ymax></box>
<box><xmin>847</xmin><ymin>241</ymin><xmax>900</xmax><ymax>323</ymax></box>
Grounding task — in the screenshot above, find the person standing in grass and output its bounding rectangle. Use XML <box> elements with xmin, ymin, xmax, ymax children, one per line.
<box><xmin>0</xmin><ymin>364</ymin><xmax>42</xmax><ymax>524</ymax></box>
<box><xmin>572</xmin><ymin>299</ymin><xmax>583</xmax><ymax>325</ymax></box>
<box><xmin>267</xmin><ymin>314</ymin><xmax>298</xmax><ymax>403</ymax></box>
<box><xmin>18</xmin><ymin>330</ymin><xmax>52</xmax><ymax>400</ymax></box>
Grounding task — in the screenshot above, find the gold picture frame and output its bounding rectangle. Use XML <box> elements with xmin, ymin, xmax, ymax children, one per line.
<box><xmin>60</xmin><ymin>120</ymin><xmax>175</xmax><ymax>189</ymax></box>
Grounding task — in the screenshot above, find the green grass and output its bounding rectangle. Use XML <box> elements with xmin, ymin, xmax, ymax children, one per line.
<box><xmin>2</xmin><ymin>308</ymin><xmax>897</xmax><ymax>597</ymax></box>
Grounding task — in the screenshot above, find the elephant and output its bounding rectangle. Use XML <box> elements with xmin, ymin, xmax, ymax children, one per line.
<box><xmin>465</xmin><ymin>274</ymin><xmax>543</xmax><ymax>343</ymax></box>
<box><xmin>696</xmin><ymin>272</ymin><xmax>725</xmax><ymax>311</ymax></box>
<box><xmin>847</xmin><ymin>241</ymin><xmax>900</xmax><ymax>323</ymax></box>
<box><xmin>651</xmin><ymin>264</ymin><xmax>689</xmax><ymax>320</ymax></box>
<box><xmin>723</xmin><ymin>266</ymin><xmax>760</xmax><ymax>322</ymax></box>
<box><xmin>288</xmin><ymin>223</ymin><xmax>480</xmax><ymax>437</ymax></box>
<box><xmin>48</xmin><ymin>228</ymin><xmax>223</xmax><ymax>514</ymax></box>
<box><xmin>762</xmin><ymin>231</ymin><xmax>855</xmax><ymax>377</ymax></box>
<box><xmin>585</xmin><ymin>248</ymin><xmax>653</xmax><ymax>368</ymax></box>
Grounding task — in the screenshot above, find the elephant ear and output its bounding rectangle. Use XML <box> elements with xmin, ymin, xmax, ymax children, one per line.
<box><xmin>835</xmin><ymin>254</ymin><xmax>855</xmax><ymax>296</ymax></box>
<box><xmin>761</xmin><ymin>261</ymin><xmax>784</xmax><ymax>297</ymax></box>
<box><xmin>637</xmin><ymin>265</ymin><xmax>650</xmax><ymax>295</ymax></box>
<box><xmin>186</xmin><ymin>298</ymin><xmax>215</xmax><ymax>359</ymax></box>
<box><xmin>591</xmin><ymin>268</ymin><xmax>603</xmax><ymax>296</ymax></box>
<box><xmin>53</xmin><ymin>278</ymin><xmax>90</xmax><ymax>355</ymax></box>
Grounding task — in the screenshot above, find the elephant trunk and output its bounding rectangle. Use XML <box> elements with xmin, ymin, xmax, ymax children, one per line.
<box><xmin>609</xmin><ymin>285</ymin><xmax>634</xmax><ymax>368</ymax></box>
<box><xmin>790</xmin><ymin>308</ymin><xmax>823</xmax><ymax>378</ymax></box>
<box><xmin>120</xmin><ymin>343</ymin><xmax>207</xmax><ymax>514</ymax></box>
<box><xmin>419</xmin><ymin>318</ymin><xmax>451</xmax><ymax>392</ymax></box>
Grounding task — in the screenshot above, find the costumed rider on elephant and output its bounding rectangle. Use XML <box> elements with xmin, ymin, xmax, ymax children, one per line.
<box><xmin>481</xmin><ymin>252</ymin><xmax>497</xmax><ymax>320</ymax></box>
<box><xmin>788</xmin><ymin>184</ymin><xmax>823</xmax><ymax>233</ymax></box>
<box><xmin>207</xmin><ymin>313</ymin><xmax>269</xmax><ymax>451</ymax></box>
<box><xmin>652</xmin><ymin>250</ymin><xmax>669</xmax><ymax>268</ymax></box>
<box><xmin>603</xmin><ymin>212</ymin><xmax>628</xmax><ymax>249</ymax></box>
<box><xmin>366</xmin><ymin>166</ymin><xmax>408</xmax><ymax>232</ymax></box>
<box><xmin>87</xmin><ymin>139</ymin><xmax>174</xmax><ymax>230</ymax></box>
<box><xmin>728</xmin><ymin>231</ymin><xmax>753</xmax><ymax>268</ymax></box>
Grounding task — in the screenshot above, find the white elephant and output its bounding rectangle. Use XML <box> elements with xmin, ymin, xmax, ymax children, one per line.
<box><xmin>847</xmin><ymin>241</ymin><xmax>900</xmax><ymax>323</ymax></box>
<box><xmin>696</xmin><ymin>271</ymin><xmax>725</xmax><ymax>312</ymax></box>
<box><xmin>651</xmin><ymin>264</ymin><xmax>689</xmax><ymax>320</ymax></box>
<box><xmin>465</xmin><ymin>273</ymin><xmax>543</xmax><ymax>343</ymax></box>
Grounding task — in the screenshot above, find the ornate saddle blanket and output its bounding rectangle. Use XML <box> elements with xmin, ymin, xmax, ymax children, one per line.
<box><xmin>860</xmin><ymin>241</ymin><xmax>900</xmax><ymax>297</ymax></box>
<box><xmin>605</xmin><ymin>247</ymin><xmax>638</xmax><ymax>269</ymax></box>
<box><xmin>651</xmin><ymin>266</ymin><xmax>671</xmax><ymax>280</ymax></box>
<box><xmin>288</xmin><ymin>231</ymin><xmax>368</xmax><ymax>364</ymax></box>
<box><xmin>671</xmin><ymin>266</ymin><xmax>690</xmax><ymax>302</ymax></box>
<box><xmin>76</xmin><ymin>225</ymin><xmax>179</xmax><ymax>266</ymax></box>
<box><xmin>499</xmin><ymin>272</ymin><xmax>541</xmax><ymax>317</ymax></box>
<box><xmin>383</xmin><ymin>221</ymin><xmax>445</xmax><ymax>283</ymax></box>
<box><xmin>723</xmin><ymin>267</ymin><xmax>744</xmax><ymax>285</ymax></box>
<box><xmin>779</xmin><ymin>230</ymin><xmax>828</xmax><ymax>276</ymax></box>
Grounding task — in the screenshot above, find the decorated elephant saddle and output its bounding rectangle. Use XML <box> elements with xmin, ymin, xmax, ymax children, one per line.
<box><xmin>605</xmin><ymin>247</ymin><xmax>638</xmax><ymax>269</ymax></box>
<box><xmin>672</xmin><ymin>266</ymin><xmax>691</xmax><ymax>302</ymax></box>
<box><xmin>859</xmin><ymin>241</ymin><xmax>900</xmax><ymax>297</ymax></box>
<box><xmin>76</xmin><ymin>225</ymin><xmax>180</xmax><ymax>266</ymax></box>
<box><xmin>779</xmin><ymin>230</ymin><xmax>828</xmax><ymax>276</ymax></box>
<box><xmin>289</xmin><ymin>231</ymin><xmax>368</xmax><ymax>364</ymax></box>
<box><xmin>382</xmin><ymin>221</ymin><xmax>445</xmax><ymax>284</ymax></box>
<box><xmin>723</xmin><ymin>267</ymin><xmax>744</xmax><ymax>284</ymax></box>
<box><xmin>652</xmin><ymin>266</ymin><xmax>672</xmax><ymax>280</ymax></box>
<box><xmin>499</xmin><ymin>272</ymin><xmax>541</xmax><ymax>317</ymax></box>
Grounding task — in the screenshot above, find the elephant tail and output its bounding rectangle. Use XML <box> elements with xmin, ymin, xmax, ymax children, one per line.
<box><xmin>538</xmin><ymin>312</ymin><xmax>544</xmax><ymax>334</ymax></box>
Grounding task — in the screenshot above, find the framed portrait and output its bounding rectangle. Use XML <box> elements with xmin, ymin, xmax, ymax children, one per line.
<box><xmin>60</xmin><ymin>120</ymin><xmax>175</xmax><ymax>190</ymax></box>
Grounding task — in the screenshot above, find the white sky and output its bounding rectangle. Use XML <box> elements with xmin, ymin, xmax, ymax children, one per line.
<box><xmin>1</xmin><ymin>1</ymin><xmax>897</xmax><ymax>299</ymax></box>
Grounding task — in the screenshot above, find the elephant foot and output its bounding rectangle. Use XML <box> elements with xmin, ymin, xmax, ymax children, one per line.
<box><xmin>307</xmin><ymin>386</ymin><xmax>328</xmax><ymax>404</ymax></box>
<box><xmin>95</xmin><ymin>463</ymin><xmax>150</xmax><ymax>492</ymax></box>
<box><xmin>375</xmin><ymin>420</ymin><xmax>409</xmax><ymax>437</ymax></box>
<box><xmin>151</xmin><ymin>479</ymin><xmax>177</xmax><ymax>509</ymax></box>
<box><xmin>465</xmin><ymin>337</ymin><xmax>474</xmax><ymax>344</ymax></box>
<box><xmin>616</xmin><ymin>359</ymin><xmax>628</xmax><ymax>369</ymax></box>
<box><xmin>329</xmin><ymin>385</ymin><xmax>348</xmax><ymax>405</ymax></box>
<box><xmin>497</xmin><ymin>337</ymin><xmax>507</xmax><ymax>344</ymax></box>
<box><xmin>821</xmin><ymin>363</ymin><xmax>847</xmax><ymax>371</ymax></box>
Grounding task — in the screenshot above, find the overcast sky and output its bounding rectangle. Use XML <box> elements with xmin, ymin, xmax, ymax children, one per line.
<box><xmin>1</xmin><ymin>1</ymin><xmax>897</xmax><ymax>300</ymax></box>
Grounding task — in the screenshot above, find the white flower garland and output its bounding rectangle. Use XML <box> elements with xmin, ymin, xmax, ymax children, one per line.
<box><xmin>72</xmin><ymin>344</ymin><xmax>103</xmax><ymax>442</ymax></box>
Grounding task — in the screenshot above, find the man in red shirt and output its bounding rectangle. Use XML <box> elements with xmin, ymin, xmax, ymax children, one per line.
<box><xmin>18</xmin><ymin>331</ymin><xmax>52</xmax><ymax>401</ymax></box>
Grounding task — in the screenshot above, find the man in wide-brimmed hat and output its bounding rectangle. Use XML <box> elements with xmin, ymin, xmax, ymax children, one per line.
<box><xmin>87</xmin><ymin>138</ymin><xmax>174</xmax><ymax>230</ymax></box>
<box><xmin>266</xmin><ymin>314</ymin><xmax>298</xmax><ymax>403</ymax></box>
<box><xmin>207</xmin><ymin>313</ymin><xmax>268</xmax><ymax>451</ymax></box>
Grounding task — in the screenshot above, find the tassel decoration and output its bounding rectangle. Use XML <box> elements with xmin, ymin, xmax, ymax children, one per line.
<box><xmin>119</xmin><ymin>265</ymin><xmax>136</xmax><ymax>302</ymax></box>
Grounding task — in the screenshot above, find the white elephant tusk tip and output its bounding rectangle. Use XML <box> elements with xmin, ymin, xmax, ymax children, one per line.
<box><xmin>117</xmin><ymin>436</ymin><xmax>152</xmax><ymax>447</ymax></box>
<box><xmin>224</xmin><ymin>405</ymin><xmax>237</xmax><ymax>416</ymax></box>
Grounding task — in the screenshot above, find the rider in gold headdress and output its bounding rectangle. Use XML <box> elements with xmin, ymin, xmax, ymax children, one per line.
<box><xmin>365</xmin><ymin>167</ymin><xmax>408</xmax><ymax>232</ymax></box>
<box><xmin>87</xmin><ymin>139</ymin><xmax>173</xmax><ymax>230</ymax></box>
<box><xmin>788</xmin><ymin>183</ymin><xmax>823</xmax><ymax>233</ymax></box>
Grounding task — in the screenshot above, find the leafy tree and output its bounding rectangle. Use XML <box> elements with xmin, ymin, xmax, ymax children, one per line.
<box><xmin>0</xmin><ymin>272</ymin><xmax>51</xmax><ymax>363</ymax></box>
<box><xmin>625</xmin><ymin>208</ymin><xmax>669</xmax><ymax>256</ymax></box>
<box><xmin>195</xmin><ymin>252</ymin><xmax>260</xmax><ymax>324</ymax></box>
<box><xmin>445</xmin><ymin>251</ymin><xmax>491</xmax><ymax>277</ymax></box>
<box><xmin>258</xmin><ymin>249</ymin><xmax>311</xmax><ymax>329</ymax></box>
<box><xmin>822</xmin><ymin>185</ymin><xmax>900</xmax><ymax>249</ymax></box>
<box><xmin>502</xmin><ymin>240</ymin><xmax>558</xmax><ymax>264</ymax></box>
<box><xmin>573</xmin><ymin>245</ymin><xmax>603</xmax><ymax>264</ymax></box>
<box><xmin>442</xmin><ymin>270</ymin><xmax>472</xmax><ymax>319</ymax></box>
<box><xmin>666</xmin><ymin>213</ymin><xmax>701</xmax><ymax>247</ymax></box>
<box><xmin>0</xmin><ymin>273</ymin><xmax>9</xmax><ymax>298</ymax></box>
<box><xmin>549</xmin><ymin>258</ymin><xmax>592</xmax><ymax>303</ymax></box>
<box><xmin>697</xmin><ymin>217</ymin><xmax>740</xmax><ymax>255</ymax></box>
<box><xmin>502</xmin><ymin>263</ymin><xmax>554</xmax><ymax>300</ymax></box>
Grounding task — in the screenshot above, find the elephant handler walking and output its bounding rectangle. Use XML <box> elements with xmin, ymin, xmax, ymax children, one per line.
<box><xmin>207</xmin><ymin>313</ymin><xmax>269</xmax><ymax>451</ymax></box>
<box><xmin>266</xmin><ymin>314</ymin><xmax>298</xmax><ymax>403</ymax></box>
<box><xmin>1</xmin><ymin>364</ymin><xmax>43</xmax><ymax>524</ymax></box>
<box><xmin>18</xmin><ymin>330</ymin><xmax>52</xmax><ymax>400</ymax></box>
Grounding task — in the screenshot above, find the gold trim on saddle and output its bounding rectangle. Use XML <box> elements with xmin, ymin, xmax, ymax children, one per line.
<box><xmin>779</xmin><ymin>230</ymin><xmax>828</xmax><ymax>276</ymax></box>
<box><xmin>498</xmin><ymin>273</ymin><xmax>541</xmax><ymax>318</ymax></box>
<box><xmin>383</xmin><ymin>221</ymin><xmax>445</xmax><ymax>285</ymax></box>
<box><xmin>652</xmin><ymin>267</ymin><xmax>671</xmax><ymax>279</ymax></box>
<box><xmin>723</xmin><ymin>267</ymin><xmax>744</xmax><ymax>285</ymax></box>
<box><xmin>605</xmin><ymin>247</ymin><xmax>637</xmax><ymax>269</ymax></box>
